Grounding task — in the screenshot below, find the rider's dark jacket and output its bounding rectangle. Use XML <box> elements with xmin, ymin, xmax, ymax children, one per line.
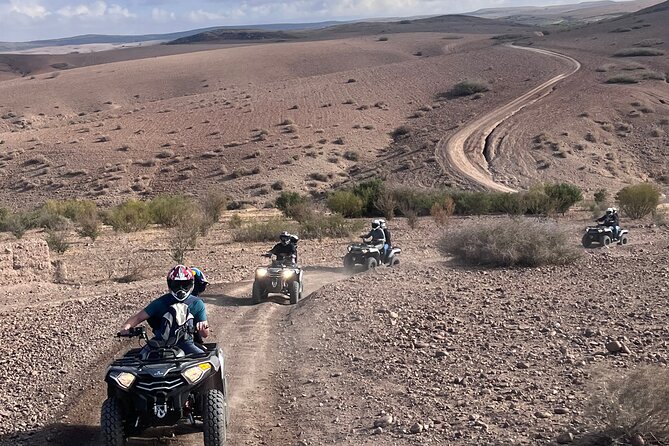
<box><xmin>597</xmin><ymin>213</ymin><xmax>619</xmax><ymax>227</ymax></box>
<box><xmin>269</xmin><ymin>242</ymin><xmax>297</xmax><ymax>260</ymax></box>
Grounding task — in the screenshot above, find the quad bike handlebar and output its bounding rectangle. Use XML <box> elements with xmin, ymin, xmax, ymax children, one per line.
<box><xmin>117</xmin><ymin>326</ymin><xmax>147</xmax><ymax>338</ymax></box>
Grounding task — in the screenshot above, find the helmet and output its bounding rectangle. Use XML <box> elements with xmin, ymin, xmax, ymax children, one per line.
<box><xmin>612</xmin><ymin>207</ymin><xmax>618</xmax><ymax>214</ymax></box>
<box><xmin>606</xmin><ymin>208</ymin><xmax>614</xmax><ymax>215</ymax></box>
<box><xmin>371</xmin><ymin>219</ymin><xmax>381</xmax><ymax>229</ymax></box>
<box><xmin>379</xmin><ymin>219</ymin><xmax>387</xmax><ymax>229</ymax></box>
<box><xmin>190</xmin><ymin>267</ymin><xmax>208</xmax><ymax>296</ymax></box>
<box><xmin>289</xmin><ymin>234</ymin><xmax>299</xmax><ymax>245</ymax></box>
<box><xmin>280</xmin><ymin>231</ymin><xmax>291</xmax><ymax>245</ymax></box>
<box><xmin>167</xmin><ymin>265</ymin><xmax>194</xmax><ymax>301</ymax></box>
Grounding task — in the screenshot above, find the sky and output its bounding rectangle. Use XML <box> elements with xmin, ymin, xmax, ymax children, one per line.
<box><xmin>0</xmin><ymin>0</ymin><xmax>625</xmax><ymax>41</ymax></box>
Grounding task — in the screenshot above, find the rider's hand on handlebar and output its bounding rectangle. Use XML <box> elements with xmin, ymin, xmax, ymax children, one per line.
<box><xmin>117</xmin><ymin>329</ymin><xmax>130</xmax><ymax>337</ymax></box>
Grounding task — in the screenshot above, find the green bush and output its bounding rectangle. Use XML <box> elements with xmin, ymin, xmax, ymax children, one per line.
<box><xmin>616</xmin><ymin>183</ymin><xmax>660</xmax><ymax>219</ymax></box>
<box><xmin>452</xmin><ymin>192</ymin><xmax>492</xmax><ymax>215</ymax></box>
<box><xmin>0</xmin><ymin>212</ymin><xmax>29</xmax><ymax>239</ymax></box>
<box><xmin>439</xmin><ymin>218</ymin><xmax>580</xmax><ymax>267</ymax></box>
<box><xmin>605</xmin><ymin>75</ymin><xmax>639</xmax><ymax>84</ymax></box>
<box><xmin>276</xmin><ymin>191</ymin><xmax>306</xmax><ymax>212</ymax></box>
<box><xmin>522</xmin><ymin>187</ymin><xmax>554</xmax><ymax>215</ymax></box>
<box><xmin>327</xmin><ymin>191</ymin><xmax>364</xmax><ymax>217</ymax></box>
<box><xmin>107</xmin><ymin>200</ymin><xmax>151</xmax><ymax>232</ymax></box>
<box><xmin>148</xmin><ymin>195</ymin><xmax>196</xmax><ymax>228</ymax></box>
<box><xmin>233</xmin><ymin>219</ymin><xmax>297</xmax><ymax>243</ymax></box>
<box><xmin>352</xmin><ymin>179</ymin><xmax>384</xmax><ymax>215</ymax></box>
<box><xmin>490</xmin><ymin>193</ymin><xmax>526</xmax><ymax>215</ymax></box>
<box><xmin>299</xmin><ymin>214</ymin><xmax>364</xmax><ymax>239</ymax></box>
<box><xmin>442</xmin><ymin>80</ymin><xmax>490</xmax><ymax>98</ymax></box>
<box><xmin>544</xmin><ymin>183</ymin><xmax>583</xmax><ymax>214</ymax></box>
<box><xmin>45</xmin><ymin>230</ymin><xmax>69</xmax><ymax>254</ymax></box>
<box><xmin>594</xmin><ymin>189</ymin><xmax>608</xmax><ymax>205</ymax></box>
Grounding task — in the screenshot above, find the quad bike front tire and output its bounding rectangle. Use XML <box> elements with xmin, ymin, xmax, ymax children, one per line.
<box><xmin>343</xmin><ymin>254</ymin><xmax>355</xmax><ymax>271</ymax></box>
<box><xmin>203</xmin><ymin>389</ymin><xmax>227</xmax><ymax>446</ymax></box>
<box><xmin>601</xmin><ymin>235</ymin><xmax>611</xmax><ymax>247</ymax></box>
<box><xmin>619</xmin><ymin>235</ymin><xmax>629</xmax><ymax>246</ymax></box>
<box><xmin>365</xmin><ymin>257</ymin><xmax>378</xmax><ymax>271</ymax></box>
<box><xmin>581</xmin><ymin>234</ymin><xmax>593</xmax><ymax>248</ymax></box>
<box><xmin>289</xmin><ymin>280</ymin><xmax>300</xmax><ymax>305</ymax></box>
<box><xmin>252</xmin><ymin>281</ymin><xmax>263</xmax><ymax>304</ymax></box>
<box><xmin>100</xmin><ymin>398</ymin><xmax>125</xmax><ymax>446</ymax></box>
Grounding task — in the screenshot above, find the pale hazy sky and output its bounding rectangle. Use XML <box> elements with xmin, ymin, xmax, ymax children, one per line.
<box><xmin>0</xmin><ymin>0</ymin><xmax>629</xmax><ymax>41</ymax></box>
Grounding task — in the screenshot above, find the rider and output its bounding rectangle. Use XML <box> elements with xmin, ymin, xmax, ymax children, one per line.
<box><xmin>190</xmin><ymin>267</ymin><xmax>209</xmax><ymax>297</ymax></box>
<box><xmin>119</xmin><ymin>265</ymin><xmax>210</xmax><ymax>355</ymax></box>
<box><xmin>596</xmin><ymin>207</ymin><xmax>620</xmax><ymax>240</ymax></box>
<box><xmin>380</xmin><ymin>219</ymin><xmax>392</xmax><ymax>262</ymax></box>
<box><xmin>267</xmin><ymin>231</ymin><xmax>298</xmax><ymax>264</ymax></box>
<box><xmin>362</xmin><ymin>219</ymin><xmax>386</xmax><ymax>250</ymax></box>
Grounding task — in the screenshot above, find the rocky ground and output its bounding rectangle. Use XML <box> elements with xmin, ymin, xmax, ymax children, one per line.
<box><xmin>1</xmin><ymin>214</ymin><xmax>667</xmax><ymax>445</ymax></box>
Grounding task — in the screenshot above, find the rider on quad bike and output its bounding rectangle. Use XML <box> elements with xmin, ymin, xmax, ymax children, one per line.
<box><xmin>119</xmin><ymin>265</ymin><xmax>210</xmax><ymax>356</ymax></box>
<box><xmin>379</xmin><ymin>219</ymin><xmax>392</xmax><ymax>263</ymax></box>
<box><xmin>596</xmin><ymin>208</ymin><xmax>620</xmax><ymax>240</ymax></box>
<box><xmin>267</xmin><ymin>231</ymin><xmax>298</xmax><ymax>265</ymax></box>
<box><xmin>361</xmin><ymin>219</ymin><xmax>386</xmax><ymax>250</ymax></box>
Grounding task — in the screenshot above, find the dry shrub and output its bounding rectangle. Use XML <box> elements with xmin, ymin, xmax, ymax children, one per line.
<box><xmin>107</xmin><ymin>200</ymin><xmax>151</xmax><ymax>232</ymax></box>
<box><xmin>431</xmin><ymin>196</ymin><xmax>455</xmax><ymax>226</ymax></box>
<box><xmin>228</xmin><ymin>214</ymin><xmax>243</xmax><ymax>229</ymax></box>
<box><xmin>439</xmin><ymin>218</ymin><xmax>580</xmax><ymax>267</ymax></box>
<box><xmin>586</xmin><ymin>365</ymin><xmax>669</xmax><ymax>443</ymax></box>
<box><xmin>233</xmin><ymin>219</ymin><xmax>297</xmax><ymax>243</ymax></box>
<box><xmin>614</xmin><ymin>48</ymin><xmax>665</xmax><ymax>57</ymax></box>
<box><xmin>441</xmin><ymin>80</ymin><xmax>490</xmax><ymax>99</ymax></box>
<box><xmin>605</xmin><ymin>75</ymin><xmax>639</xmax><ymax>84</ymax></box>
<box><xmin>375</xmin><ymin>188</ymin><xmax>397</xmax><ymax>220</ymax></box>
<box><xmin>200</xmin><ymin>189</ymin><xmax>228</xmax><ymax>227</ymax></box>
<box><xmin>76</xmin><ymin>212</ymin><xmax>102</xmax><ymax>241</ymax></box>
<box><xmin>169</xmin><ymin>214</ymin><xmax>202</xmax><ymax>263</ymax></box>
<box><xmin>399</xmin><ymin>201</ymin><xmax>419</xmax><ymax>229</ymax></box>
<box><xmin>46</xmin><ymin>230</ymin><xmax>69</xmax><ymax>254</ymax></box>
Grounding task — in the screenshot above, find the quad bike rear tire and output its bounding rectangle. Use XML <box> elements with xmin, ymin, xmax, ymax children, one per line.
<box><xmin>203</xmin><ymin>389</ymin><xmax>227</xmax><ymax>446</ymax></box>
<box><xmin>365</xmin><ymin>257</ymin><xmax>378</xmax><ymax>271</ymax></box>
<box><xmin>289</xmin><ymin>280</ymin><xmax>300</xmax><ymax>305</ymax></box>
<box><xmin>581</xmin><ymin>234</ymin><xmax>593</xmax><ymax>248</ymax></box>
<box><xmin>100</xmin><ymin>398</ymin><xmax>125</xmax><ymax>446</ymax></box>
<box><xmin>391</xmin><ymin>257</ymin><xmax>400</xmax><ymax>267</ymax></box>
<box><xmin>252</xmin><ymin>281</ymin><xmax>263</xmax><ymax>304</ymax></box>
<box><xmin>619</xmin><ymin>235</ymin><xmax>629</xmax><ymax>246</ymax></box>
<box><xmin>602</xmin><ymin>235</ymin><xmax>611</xmax><ymax>247</ymax></box>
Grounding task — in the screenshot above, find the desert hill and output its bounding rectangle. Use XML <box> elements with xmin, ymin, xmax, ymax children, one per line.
<box><xmin>470</xmin><ymin>0</ymin><xmax>664</xmax><ymax>25</ymax></box>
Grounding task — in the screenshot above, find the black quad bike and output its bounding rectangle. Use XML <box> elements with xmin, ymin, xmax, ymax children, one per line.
<box><xmin>252</xmin><ymin>253</ymin><xmax>303</xmax><ymax>305</ymax></box>
<box><xmin>101</xmin><ymin>327</ymin><xmax>229</xmax><ymax>446</ymax></box>
<box><xmin>343</xmin><ymin>239</ymin><xmax>402</xmax><ymax>271</ymax></box>
<box><xmin>582</xmin><ymin>225</ymin><xmax>629</xmax><ymax>248</ymax></box>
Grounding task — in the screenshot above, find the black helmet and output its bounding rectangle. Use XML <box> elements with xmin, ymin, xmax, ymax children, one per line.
<box><xmin>371</xmin><ymin>219</ymin><xmax>381</xmax><ymax>229</ymax></box>
<box><xmin>280</xmin><ymin>231</ymin><xmax>291</xmax><ymax>245</ymax></box>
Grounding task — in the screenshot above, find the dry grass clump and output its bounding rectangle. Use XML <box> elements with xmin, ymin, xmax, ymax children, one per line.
<box><xmin>440</xmin><ymin>80</ymin><xmax>490</xmax><ymax>99</ymax></box>
<box><xmin>280</xmin><ymin>118</ymin><xmax>294</xmax><ymax>126</ymax></box>
<box><xmin>156</xmin><ymin>150</ymin><xmax>175</xmax><ymax>159</ymax></box>
<box><xmin>614</xmin><ymin>48</ymin><xmax>665</xmax><ymax>57</ymax></box>
<box><xmin>634</xmin><ymin>38</ymin><xmax>664</xmax><ymax>47</ymax></box>
<box><xmin>585</xmin><ymin>365</ymin><xmax>669</xmax><ymax>444</ymax></box>
<box><xmin>438</xmin><ymin>218</ymin><xmax>580</xmax><ymax>267</ymax></box>
<box><xmin>605</xmin><ymin>75</ymin><xmax>639</xmax><ymax>84</ymax></box>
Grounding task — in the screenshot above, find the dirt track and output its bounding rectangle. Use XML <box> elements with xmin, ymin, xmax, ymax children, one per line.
<box><xmin>26</xmin><ymin>267</ymin><xmax>349</xmax><ymax>446</ymax></box>
<box><xmin>436</xmin><ymin>45</ymin><xmax>581</xmax><ymax>192</ymax></box>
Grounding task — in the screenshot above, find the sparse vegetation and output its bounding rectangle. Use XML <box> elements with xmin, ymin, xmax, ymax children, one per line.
<box><xmin>200</xmin><ymin>189</ymin><xmax>228</xmax><ymax>229</ymax></box>
<box><xmin>106</xmin><ymin>200</ymin><xmax>151</xmax><ymax>232</ymax></box>
<box><xmin>45</xmin><ymin>230</ymin><xmax>70</xmax><ymax>254</ymax></box>
<box><xmin>169</xmin><ymin>214</ymin><xmax>203</xmax><ymax>263</ymax></box>
<box><xmin>441</xmin><ymin>81</ymin><xmax>490</xmax><ymax>99</ymax></box>
<box><xmin>327</xmin><ymin>191</ymin><xmax>364</xmax><ymax>217</ymax></box>
<box><xmin>605</xmin><ymin>75</ymin><xmax>639</xmax><ymax>84</ymax></box>
<box><xmin>391</xmin><ymin>126</ymin><xmax>411</xmax><ymax>139</ymax></box>
<box><xmin>614</xmin><ymin>48</ymin><xmax>665</xmax><ymax>57</ymax></box>
<box><xmin>616</xmin><ymin>183</ymin><xmax>660</xmax><ymax>219</ymax></box>
<box><xmin>439</xmin><ymin>218</ymin><xmax>580</xmax><ymax>267</ymax></box>
<box><xmin>586</xmin><ymin>365</ymin><xmax>669</xmax><ymax>444</ymax></box>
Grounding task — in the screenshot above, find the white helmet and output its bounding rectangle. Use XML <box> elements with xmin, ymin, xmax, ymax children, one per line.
<box><xmin>379</xmin><ymin>219</ymin><xmax>387</xmax><ymax>229</ymax></box>
<box><xmin>371</xmin><ymin>219</ymin><xmax>381</xmax><ymax>229</ymax></box>
<box><xmin>606</xmin><ymin>208</ymin><xmax>614</xmax><ymax>214</ymax></box>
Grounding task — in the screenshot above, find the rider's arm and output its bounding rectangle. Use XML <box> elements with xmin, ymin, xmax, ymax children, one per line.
<box><xmin>120</xmin><ymin>310</ymin><xmax>150</xmax><ymax>332</ymax></box>
<box><xmin>193</xmin><ymin>301</ymin><xmax>210</xmax><ymax>339</ymax></box>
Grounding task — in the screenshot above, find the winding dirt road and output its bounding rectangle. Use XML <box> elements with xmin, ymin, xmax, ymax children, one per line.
<box><xmin>435</xmin><ymin>45</ymin><xmax>581</xmax><ymax>192</ymax></box>
<box><xmin>38</xmin><ymin>267</ymin><xmax>349</xmax><ymax>446</ymax></box>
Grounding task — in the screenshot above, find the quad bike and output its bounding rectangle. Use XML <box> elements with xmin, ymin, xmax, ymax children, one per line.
<box><xmin>252</xmin><ymin>253</ymin><xmax>303</xmax><ymax>305</ymax></box>
<box><xmin>582</xmin><ymin>225</ymin><xmax>629</xmax><ymax>248</ymax></box>
<box><xmin>343</xmin><ymin>238</ymin><xmax>402</xmax><ymax>271</ymax></box>
<box><xmin>101</xmin><ymin>327</ymin><xmax>229</xmax><ymax>446</ymax></box>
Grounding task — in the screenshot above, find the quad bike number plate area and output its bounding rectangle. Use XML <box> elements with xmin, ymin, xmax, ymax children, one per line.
<box><xmin>154</xmin><ymin>402</ymin><xmax>168</xmax><ymax>419</ymax></box>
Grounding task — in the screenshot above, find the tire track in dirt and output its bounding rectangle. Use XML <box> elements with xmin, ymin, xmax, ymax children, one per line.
<box><xmin>41</xmin><ymin>268</ymin><xmax>349</xmax><ymax>446</ymax></box>
<box><xmin>435</xmin><ymin>45</ymin><xmax>581</xmax><ymax>192</ymax></box>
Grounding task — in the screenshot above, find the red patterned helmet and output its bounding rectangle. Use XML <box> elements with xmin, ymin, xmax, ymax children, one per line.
<box><xmin>167</xmin><ymin>265</ymin><xmax>194</xmax><ymax>301</ymax></box>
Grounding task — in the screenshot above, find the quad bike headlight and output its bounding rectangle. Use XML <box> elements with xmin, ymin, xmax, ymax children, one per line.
<box><xmin>256</xmin><ymin>268</ymin><xmax>268</xmax><ymax>277</ymax></box>
<box><xmin>282</xmin><ymin>270</ymin><xmax>294</xmax><ymax>279</ymax></box>
<box><xmin>362</xmin><ymin>249</ymin><xmax>369</xmax><ymax>254</ymax></box>
<box><xmin>182</xmin><ymin>362</ymin><xmax>212</xmax><ymax>384</ymax></box>
<box><xmin>111</xmin><ymin>371</ymin><xmax>136</xmax><ymax>390</ymax></box>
